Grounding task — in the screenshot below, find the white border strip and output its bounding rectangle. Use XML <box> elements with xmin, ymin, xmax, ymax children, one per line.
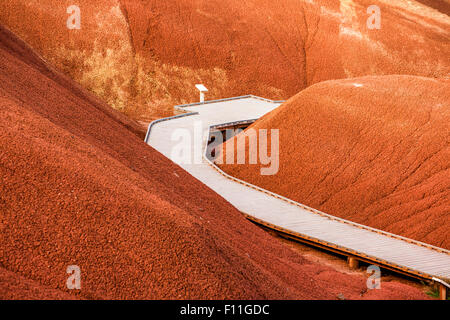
<box><xmin>174</xmin><ymin>94</ymin><xmax>285</xmax><ymax>111</ymax></box>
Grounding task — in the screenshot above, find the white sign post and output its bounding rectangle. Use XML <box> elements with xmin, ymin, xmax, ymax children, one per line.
<box><xmin>195</xmin><ymin>84</ymin><xmax>208</xmax><ymax>103</ymax></box>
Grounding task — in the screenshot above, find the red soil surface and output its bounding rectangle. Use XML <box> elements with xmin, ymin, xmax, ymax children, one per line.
<box><xmin>0</xmin><ymin>267</ymin><xmax>76</xmax><ymax>300</ymax></box>
<box><xmin>219</xmin><ymin>75</ymin><xmax>450</xmax><ymax>250</ymax></box>
<box><xmin>0</xmin><ymin>1</ymin><xmax>449</xmax><ymax>120</ymax></box>
<box><xmin>416</xmin><ymin>0</ymin><xmax>450</xmax><ymax>15</ymax></box>
<box><xmin>0</xmin><ymin>25</ymin><xmax>432</xmax><ymax>300</ymax></box>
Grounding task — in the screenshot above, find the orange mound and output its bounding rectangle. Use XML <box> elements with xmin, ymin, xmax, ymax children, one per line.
<box><xmin>0</xmin><ymin>25</ymin><xmax>432</xmax><ymax>300</ymax></box>
<box><xmin>219</xmin><ymin>75</ymin><xmax>450</xmax><ymax>250</ymax></box>
<box><xmin>0</xmin><ymin>0</ymin><xmax>449</xmax><ymax>120</ymax></box>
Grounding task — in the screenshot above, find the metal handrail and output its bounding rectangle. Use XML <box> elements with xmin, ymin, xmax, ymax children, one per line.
<box><xmin>433</xmin><ymin>277</ymin><xmax>450</xmax><ymax>289</ymax></box>
<box><xmin>144</xmin><ymin>112</ymin><xmax>199</xmax><ymax>144</ymax></box>
<box><xmin>146</xmin><ymin>94</ymin><xmax>283</xmax><ymax>143</ymax></box>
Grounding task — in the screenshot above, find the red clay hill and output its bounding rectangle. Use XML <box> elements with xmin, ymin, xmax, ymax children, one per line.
<box><xmin>219</xmin><ymin>76</ymin><xmax>450</xmax><ymax>250</ymax></box>
<box><xmin>0</xmin><ymin>25</ymin><xmax>432</xmax><ymax>299</ymax></box>
<box><xmin>0</xmin><ymin>0</ymin><xmax>449</xmax><ymax>120</ymax></box>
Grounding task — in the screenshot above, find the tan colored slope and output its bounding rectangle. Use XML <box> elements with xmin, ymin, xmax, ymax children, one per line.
<box><xmin>0</xmin><ymin>0</ymin><xmax>449</xmax><ymax>121</ymax></box>
<box><xmin>219</xmin><ymin>75</ymin><xmax>450</xmax><ymax>250</ymax></box>
<box><xmin>0</xmin><ymin>0</ymin><xmax>136</xmax><ymax>112</ymax></box>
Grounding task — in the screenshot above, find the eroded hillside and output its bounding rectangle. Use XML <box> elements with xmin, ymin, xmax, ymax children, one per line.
<box><xmin>0</xmin><ymin>0</ymin><xmax>448</xmax><ymax>120</ymax></box>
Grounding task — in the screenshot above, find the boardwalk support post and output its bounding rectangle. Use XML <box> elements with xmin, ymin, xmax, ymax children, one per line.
<box><xmin>439</xmin><ymin>284</ymin><xmax>447</xmax><ymax>300</ymax></box>
<box><xmin>347</xmin><ymin>256</ymin><xmax>359</xmax><ymax>269</ymax></box>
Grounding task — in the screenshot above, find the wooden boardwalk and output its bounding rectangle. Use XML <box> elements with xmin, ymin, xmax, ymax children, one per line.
<box><xmin>146</xmin><ymin>96</ymin><xmax>450</xmax><ymax>295</ymax></box>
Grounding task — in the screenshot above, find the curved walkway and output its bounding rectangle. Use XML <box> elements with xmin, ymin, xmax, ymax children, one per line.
<box><xmin>145</xmin><ymin>95</ymin><xmax>450</xmax><ymax>290</ymax></box>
